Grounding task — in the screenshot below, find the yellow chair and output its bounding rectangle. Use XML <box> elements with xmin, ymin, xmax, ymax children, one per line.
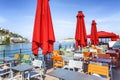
<box><xmin>83</xmin><ymin>52</ymin><xmax>92</xmax><ymax>61</ymax></box>
<box><xmin>53</xmin><ymin>56</ymin><xmax>64</xmax><ymax>68</ymax></box>
<box><xmin>14</xmin><ymin>54</ymin><xmax>19</xmax><ymax>60</ymax></box>
<box><xmin>14</xmin><ymin>54</ymin><xmax>20</xmax><ymax>65</ymax></box>
<box><xmin>52</xmin><ymin>50</ymin><xmax>59</xmax><ymax>56</ymax></box>
<box><xmin>88</xmin><ymin>64</ymin><xmax>110</xmax><ymax>80</ymax></box>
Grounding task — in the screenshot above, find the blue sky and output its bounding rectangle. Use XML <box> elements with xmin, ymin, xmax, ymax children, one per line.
<box><xmin>0</xmin><ymin>0</ymin><xmax>120</xmax><ymax>41</ymax></box>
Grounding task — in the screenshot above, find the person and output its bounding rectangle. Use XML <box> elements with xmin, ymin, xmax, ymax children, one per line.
<box><xmin>59</xmin><ymin>43</ymin><xmax>62</xmax><ymax>50</ymax></box>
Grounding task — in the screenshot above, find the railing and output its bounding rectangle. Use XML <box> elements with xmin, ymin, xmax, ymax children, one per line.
<box><xmin>0</xmin><ymin>48</ymin><xmax>53</xmax><ymax>69</ymax></box>
<box><xmin>0</xmin><ymin>48</ymin><xmax>33</xmax><ymax>58</ymax></box>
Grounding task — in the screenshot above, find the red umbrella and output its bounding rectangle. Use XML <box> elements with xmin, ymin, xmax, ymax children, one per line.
<box><xmin>32</xmin><ymin>0</ymin><xmax>55</xmax><ymax>56</ymax></box>
<box><xmin>88</xmin><ymin>31</ymin><xmax>117</xmax><ymax>38</ymax></box>
<box><xmin>90</xmin><ymin>20</ymin><xmax>99</xmax><ymax>45</ymax></box>
<box><xmin>111</xmin><ymin>35</ymin><xmax>119</xmax><ymax>41</ymax></box>
<box><xmin>75</xmin><ymin>11</ymin><xmax>87</xmax><ymax>49</ymax></box>
<box><xmin>97</xmin><ymin>31</ymin><xmax>117</xmax><ymax>38</ymax></box>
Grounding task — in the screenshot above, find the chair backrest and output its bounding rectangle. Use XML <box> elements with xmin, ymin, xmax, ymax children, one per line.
<box><xmin>32</xmin><ymin>60</ymin><xmax>43</xmax><ymax>68</ymax></box>
<box><xmin>97</xmin><ymin>54</ymin><xmax>110</xmax><ymax>59</ymax></box>
<box><xmin>83</xmin><ymin>52</ymin><xmax>92</xmax><ymax>60</ymax></box>
<box><xmin>22</xmin><ymin>54</ymin><xmax>30</xmax><ymax>60</ymax></box>
<box><xmin>53</xmin><ymin>56</ymin><xmax>64</xmax><ymax>68</ymax></box>
<box><xmin>68</xmin><ymin>60</ymin><xmax>75</xmax><ymax>68</ymax></box>
<box><xmin>52</xmin><ymin>50</ymin><xmax>59</xmax><ymax>56</ymax></box>
<box><xmin>14</xmin><ymin>54</ymin><xmax>19</xmax><ymax>60</ymax></box>
<box><xmin>64</xmin><ymin>51</ymin><xmax>73</xmax><ymax>57</ymax></box>
<box><xmin>19</xmin><ymin>53</ymin><xmax>24</xmax><ymax>59</ymax></box>
<box><xmin>60</xmin><ymin>48</ymin><xmax>66</xmax><ymax>52</ymax></box>
<box><xmin>53</xmin><ymin>55</ymin><xmax>63</xmax><ymax>61</ymax></box>
<box><xmin>74</xmin><ymin>60</ymin><xmax>83</xmax><ymax>69</ymax></box>
<box><xmin>83</xmin><ymin>52</ymin><xmax>91</xmax><ymax>57</ymax></box>
<box><xmin>74</xmin><ymin>53</ymin><xmax>83</xmax><ymax>58</ymax></box>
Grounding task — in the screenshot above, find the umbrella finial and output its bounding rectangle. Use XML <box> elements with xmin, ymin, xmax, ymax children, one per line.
<box><xmin>92</xmin><ymin>20</ymin><xmax>95</xmax><ymax>22</ymax></box>
<box><xmin>78</xmin><ymin>11</ymin><xmax>82</xmax><ymax>13</ymax></box>
<box><xmin>77</xmin><ymin>11</ymin><xmax>84</xmax><ymax>17</ymax></box>
<box><xmin>92</xmin><ymin>20</ymin><xmax>96</xmax><ymax>25</ymax></box>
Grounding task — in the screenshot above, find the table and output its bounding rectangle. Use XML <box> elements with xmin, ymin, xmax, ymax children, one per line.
<box><xmin>92</xmin><ymin>58</ymin><xmax>112</xmax><ymax>63</ymax></box>
<box><xmin>106</xmin><ymin>50</ymin><xmax>116</xmax><ymax>54</ymax></box>
<box><xmin>12</xmin><ymin>64</ymin><xmax>33</xmax><ymax>72</ymax></box>
<box><xmin>106</xmin><ymin>50</ymin><xmax>119</xmax><ymax>58</ymax></box>
<box><xmin>11</xmin><ymin>64</ymin><xmax>34</xmax><ymax>79</ymax></box>
<box><xmin>47</xmin><ymin>68</ymin><xmax>106</xmax><ymax>80</ymax></box>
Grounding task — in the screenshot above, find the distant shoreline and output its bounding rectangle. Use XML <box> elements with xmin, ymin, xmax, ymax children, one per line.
<box><xmin>58</xmin><ymin>38</ymin><xmax>75</xmax><ymax>43</ymax></box>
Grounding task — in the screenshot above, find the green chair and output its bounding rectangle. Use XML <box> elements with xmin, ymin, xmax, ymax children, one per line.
<box><xmin>64</xmin><ymin>51</ymin><xmax>73</xmax><ymax>57</ymax></box>
<box><xmin>60</xmin><ymin>48</ymin><xmax>66</xmax><ymax>55</ymax></box>
<box><xmin>20</xmin><ymin>54</ymin><xmax>31</xmax><ymax>64</ymax></box>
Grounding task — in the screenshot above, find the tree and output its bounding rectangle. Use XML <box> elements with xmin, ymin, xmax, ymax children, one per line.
<box><xmin>2</xmin><ymin>37</ymin><xmax>10</xmax><ymax>45</ymax></box>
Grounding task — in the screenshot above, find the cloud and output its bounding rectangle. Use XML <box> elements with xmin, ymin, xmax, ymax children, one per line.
<box><xmin>96</xmin><ymin>12</ymin><xmax>120</xmax><ymax>23</ymax></box>
<box><xmin>0</xmin><ymin>16</ymin><xmax>7</xmax><ymax>23</ymax></box>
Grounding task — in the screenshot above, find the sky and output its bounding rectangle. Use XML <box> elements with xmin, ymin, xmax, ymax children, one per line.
<box><xmin>0</xmin><ymin>0</ymin><xmax>120</xmax><ymax>41</ymax></box>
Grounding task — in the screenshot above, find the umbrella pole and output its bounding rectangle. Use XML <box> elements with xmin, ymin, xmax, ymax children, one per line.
<box><xmin>42</xmin><ymin>55</ymin><xmax>47</xmax><ymax>80</ymax></box>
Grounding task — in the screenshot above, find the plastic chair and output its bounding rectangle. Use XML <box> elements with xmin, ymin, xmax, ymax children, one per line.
<box><xmin>0</xmin><ymin>63</ymin><xmax>12</xmax><ymax>79</ymax></box>
<box><xmin>74</xmin><ymin>60</ymin><xmax>83</xmax><ymax>72</ymax></box>
<box><xmin>63</xmin><ymin>60</ymin><xmax>75</xmax><ymax>71</ymax></box>
<box><xmin>88</xmin><ymin>64</ymin><xmax>110</xmax><ymax>80</ymax></box>
<box><xmin>14</xmin><ymin>54</ymin><xmax>20</xmax><ymax>65</ymax></box>
<box><xmin>63</xmin><ymin>60</ymin><xmax>83</xmax><ymax>72</ymax></box>
<box><xmin>9</xmin><ymin>75</ymin><xmax>22</xmax><ymax>80</ymax></box>
<box><xmin>83</xmin><ymin>52</ymin><xmax>92</xmax><ymax>61</ymax></box>
<box><xmin>14</xmin><ymin>54</ymin><xmax>19</xmax><ymax>60</ymax></box>
<box><xmin>53</xmin><ymin>56</ymin><xmax>64</xmax><ymax>68</ymax></box>
<box><xmin>20</xmin><ymin>54</ymin><xmax>31</xmax><ymax>64</ymax></box>
<box><xmin>64</xmin><ymin>51</ymin><xmax>73</xmax><ymax>57</ymax></box>
<box><xmin>52</xmin><ymin>50</ymin><xmax>59</xmax><ymax>56</ymax></box>
<box><xmin>24</xmin><ymin>60</ymin><xmax>43</xmax><ymax>80</ymax></box>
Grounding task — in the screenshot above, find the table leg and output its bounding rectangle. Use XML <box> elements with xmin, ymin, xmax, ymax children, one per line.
<box><xmin>110</xmin><ymin>65</ymin><xmax>113</xmax><ymax>80</ymax></box>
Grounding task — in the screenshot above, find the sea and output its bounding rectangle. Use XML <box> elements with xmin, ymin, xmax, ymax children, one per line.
<box><xmin>0</xmin><ymin>38</ymin><xmax>113</xmax><ymax>58</ymax></box>
<box><xmin>0</xmin><ymin>42</ymin><xmax>75</xmax><ymax>58</ymax></box>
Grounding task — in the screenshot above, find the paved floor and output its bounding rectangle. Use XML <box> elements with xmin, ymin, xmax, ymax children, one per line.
<box><xmin>112</xmin><ymin>68</ymin><xmax>120</xmax><ymax>80</ymax></box>
<box><xmin>2</xmin><ymin>58</ymin><xmax>120</xmax><ymax>80</ymax></box>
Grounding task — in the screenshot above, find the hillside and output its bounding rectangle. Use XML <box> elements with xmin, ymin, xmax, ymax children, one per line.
<box><xmin>0</xmin><ymin>27</ymin><xmax>29</xmax><ymax>45</ymax></box>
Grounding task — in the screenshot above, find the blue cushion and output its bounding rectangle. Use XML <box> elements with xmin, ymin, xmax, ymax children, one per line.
<box><xmin>24</xmin><ymin>71</ymin><xmax>39</xmax><ymax>78</ymax></box>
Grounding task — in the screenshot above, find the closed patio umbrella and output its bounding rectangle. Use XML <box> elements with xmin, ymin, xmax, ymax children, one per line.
<box><xmin>75</xmin><ymin>11</ymin><xmax>87</xmax><ymax>49</ymax></box>
<box><xmin>90</xmin><ymin>20</ymin><xmax>99</xmax><ymax>45</ymax></box>
<box><xmin>32</xmin><ymin>0</ymin><xmax>55</xmax><ymax>56</ymax></box>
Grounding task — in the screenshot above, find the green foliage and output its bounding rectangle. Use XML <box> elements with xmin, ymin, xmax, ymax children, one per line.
<box><xmin>2</xmin><ymin>37</ymin><xmax>10</xmax><ymax>45</ymax></box>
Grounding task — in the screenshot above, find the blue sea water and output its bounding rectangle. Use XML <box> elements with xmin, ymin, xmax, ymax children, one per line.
<box><xmin>0</xmin><ymin>42</ymin><xmax>75</xmax><ymax>57</ymax></box>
